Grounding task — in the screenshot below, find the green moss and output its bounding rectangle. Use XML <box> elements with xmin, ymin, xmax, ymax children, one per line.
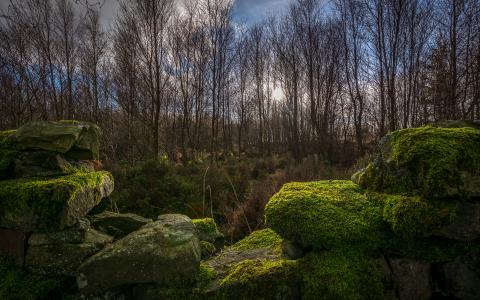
<box><xmin>362</xmin><ymin>126</ymin><xmax>480</xmax><ymax>198</ymax></box>
<box><xmin>299</xmin><ymin>250</ymin><xmax>384</xmax><ymax>300</ymax></box>
<box><xmin>0</xmin><ymin>171</ymin><xmax>113</xmax><ymax>231</ymax></box>
<box><xmin>230</xmin><ymin>228</ymin><xmax>283</xmax><ymax>253</ymax></box>
<box><xmin>197</xmin><ymin>263</ymin><xmax>217</xmax><ymax>289</ymax></box>
<box><xmin>220</xmin><ymin>259</ymin><xmax>297</xmax><ymax>287</ymax></box>
<box><xmin>193</xmin><ymin>218</ymin><xmax>219</xmax><ymax>235</ymax></box>
<box><xmin>214</xmin><ymin>258</ymin><xmax>299</xmax><ymax>299</ymax></box>
<box><xmin>200</xmin><ymin>241</ymin><xmax>217</xmax><ymax>258</ymax></box>
<box><xmin>0</xmin><ymin>256</ymin><xmax>67</xmax><ymax>300</ymax></box>
<box><xmin>381</xmin><ymin>194</ymin><xmax>455</xmax><ymax>239</ymax></box>
<box><xmin>265</xmin><ymin>180</ymin><xmax>385</xmax><ymax>250</ymax></box>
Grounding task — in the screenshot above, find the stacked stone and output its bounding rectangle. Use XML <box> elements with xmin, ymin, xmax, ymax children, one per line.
<box><xmin>261</xmin><ymin>121</ymin><xmax>480</xmax><ymax>300</ymax></box>
<box><xmin>0</xmin><ymin>121</ymin><xmax>114</xmax><ymax>275</ymax></box>
<box><xmin>0</xmin><ymin>121</ymin><xmax>224</xmax><ymax>300</ymax></box>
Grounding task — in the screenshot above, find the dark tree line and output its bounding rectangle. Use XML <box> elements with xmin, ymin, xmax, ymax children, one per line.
<box><xmin>1</xmin><ymin>0</ymin><xmax>479</xmax><ymax>163</ymax></box>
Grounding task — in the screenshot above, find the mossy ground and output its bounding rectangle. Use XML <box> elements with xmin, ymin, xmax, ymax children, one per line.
<box><xmin>362</xmin><ymin>126</ymin><xmax>480</xmax><ymax>198</ymax></box>
<box><xmin>0</xmin><ymin>171</ymin><xmax>112</xmax><ymax>231</ymax></box>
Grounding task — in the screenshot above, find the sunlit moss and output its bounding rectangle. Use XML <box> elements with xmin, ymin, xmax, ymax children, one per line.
<box><xmin>230</xmin><ymin>228</ymin><xmax>283</xmax><ymax>253</ymax></box>
<box><xmin>265</xmin><ymin>180</ymin><xmax>385</xmax><ymax>250</ymax></box>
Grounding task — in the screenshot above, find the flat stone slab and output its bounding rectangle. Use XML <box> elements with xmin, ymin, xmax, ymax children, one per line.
<box><xmin>15</xmin><ymin>121</ymin><xmax>101</xmax><ymax>160</ymax></box>
<box><xmin>0</xmin><ymin>171</ymin><xmax>114</xmax><ymax>232</ymax></box>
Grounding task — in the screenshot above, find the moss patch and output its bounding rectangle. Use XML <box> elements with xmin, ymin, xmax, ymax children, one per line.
<box><xmin>230</xmin><ymin>228</ymin><xmax>283</xmax><ymax>253</ymax></box>
<box><xmin>381</xmin><ymin>194</ymin><xmax>455</xmax><ymax>239</ymax></box>
<box><xmin>193</xmin><ymin>218</ymin><xmax>219</xmax><ymax>235</ymax></box>
<box><xmin>300</xmin><ymin>250</ymin><xmax>384</xmax><ymax>300</ymax></box>
<box><xmin>215</xmin><ymin>258</ymin><xmax>299</xmax><ymax>299</ymax></box>
<box><xmin>265</xmin><ymin>180</ymin><xmax>385</xmax><ymax>250</ymax></box>
<box><xmin>0</xmin><ymin>171</ymin><xmax>113</xmax><ymax>231</ymax></box>
<box><xmin>200</xmin><ymin>241</ymin><xmax>217</xmax><ymax>259</ymax></box>
<box><xmin>197</xmin><ymin>263</ymin><xmax>217</xmax><ymax>290</ymax></box>
<box><xmin>362</xmin><ymin>126</ymin><xmax>480</xmax><ymax>198</ymax></box>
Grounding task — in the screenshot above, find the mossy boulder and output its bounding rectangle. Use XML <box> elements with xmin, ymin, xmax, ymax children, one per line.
<box><xmin>76</xmin><ymin>214</ymin><xmax>201</xmax><ymax>294</ymax></box>
<box><xmin>356</xmin><ymin>126</ymin><xmax>480</xmax><ymax>198</ymax></box>
<box><xmin>212</xmin><ymin>258</ymin><xmax>300</xmax><ymax>300</ymax></box>
<box><xmin>25</xmin><ymin>219</ymin><xmax>112</xmax><ymax>276</ymax></box>
<box><xmin>88</xmin><ymin>211</ymin><xmax>152</xmax><ymax>239</ymax></box>
<box><xmin>193</xmin><ymin>218</ymin><xmax>225</xmax><ymax>250</ymax></box>
<box><xmin>200</xmin><ymin>228</ymin><xmax>299</xmax><ymax>300</ymax></box>
<box><xmin>15</xmin><ymin>121</ymin><xmax>101</xmax><ymax>160</ymax></box>
<box><xmin>0</xmin><ymin>171</ymin><xmax>114</xmax><ymax>232</ymax></box>
<box><xmin>265</xmin><ymin>180</ymin><xmax>385</xmax><ymax>250</ymax></box>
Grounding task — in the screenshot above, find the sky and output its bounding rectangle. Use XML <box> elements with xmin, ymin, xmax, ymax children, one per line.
<box><xmin>0</xmin><ymin>0</ymin><xmax>293</xmax><ymax>27</ymax></box>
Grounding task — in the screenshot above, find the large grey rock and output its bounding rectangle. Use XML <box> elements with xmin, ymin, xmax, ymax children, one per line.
<box><xmin>77</xmin><ymin>214</ymin><xmax>201</xmax><ymax>294</ymax></box>
<box><xmin>26</xmin><ymin>219</ymin><xmax>112</xmax><ymax>275</ymax></box>
<box><xmin>88</xmin><ymin>211</ymin><xmax>152</xmax><ymax>239</ymax></box>
<box><xmin>443</xmin><ymin>250</ymin><xmax>480</xmax><ymax>300</ymax></box>
<box><xmin>15</xmin><ymin>121</ymin><xmax>101</xmax><ymax>160</ymax></box>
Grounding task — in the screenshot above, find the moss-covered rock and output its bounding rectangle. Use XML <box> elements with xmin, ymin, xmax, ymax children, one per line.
<box><xmin>193</xmin><ymin>218</ymin><xmax>225</xmax><ymax>250</ymax></box>
<box><xmin>300</xmin><ymin>250</ymin><xmax>384</xmax><ymax>300</ymax></box>
<box><xmin>0</xmin><ymin>171</ymin><xmax>114</xmax><ymax>232</ymax></box>
<box><xmin>200</xmin><ymin>241</ymin><xmax>217</xmax><ymax>259</ymax></box>
<box><xmin>212</xmin><ymin>258</ymin><xmax>300</xmax><ymax>300</ymax></box>
<box><xmin>265</xmin><ymin>180</ymin><xmax>385</xmax><ymax>250</ymax></box>
<box><xmin>88</xmin><ymin>211</ymin><xmax>152</xmax><ymax>239</ymax></box>
<box><xmin>381</xmin><ymin>194</ymin><xmax>455</xmax><ymax>239</ymax></box>
<box><xmin>15</xmin><ymin>121</ymin><xmax>101</xmax><ymax>160</ymax></box>
<box><xmin>358</xmin><ymin>126</ymin><xmax>480</xmax><ymax>198</ymax></box>
<box><xmin>230</xmin><ymin>228</ymin><xmax>283</xmax><ymax>254</ymax></box>
<box><xmin>77</xmin><ymin>214</ymin><xmax>201</xmax><ymax>294</ymax></box>
<box><xmin>25</xmin><ymin>218</ymin><xmax>112</xmax><ymax>276</ymax></box>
